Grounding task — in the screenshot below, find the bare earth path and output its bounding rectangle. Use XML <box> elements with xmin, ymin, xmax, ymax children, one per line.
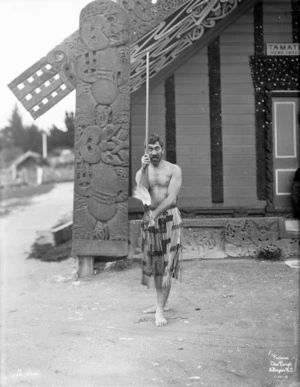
<box><xmin>0</xmin><ymin>182</ymin><xmax>299</xmax><ymax>387</ymax></box>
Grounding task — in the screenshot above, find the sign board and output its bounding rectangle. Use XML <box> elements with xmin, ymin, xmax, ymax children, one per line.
<box><xmin>266</xmin><ymin>43</ymin><xmax>300</xmax><ymax>56</ymax></box>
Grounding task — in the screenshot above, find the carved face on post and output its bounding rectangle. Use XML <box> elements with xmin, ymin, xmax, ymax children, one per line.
<box><xmin>81</xmin><ymin>15</ymin><xmax>110</xmax><ymax>50</ymax></box>
<box><xmin>80</xmin><ymin>3</ymin><xmax>130</xmax><ymax>50</ymax></box>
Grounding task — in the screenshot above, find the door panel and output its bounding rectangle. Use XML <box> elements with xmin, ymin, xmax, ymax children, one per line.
<box><xmin>272</xmin><ymin>97</ymin><xmax>299</xmax><ymax>208</ymax></box>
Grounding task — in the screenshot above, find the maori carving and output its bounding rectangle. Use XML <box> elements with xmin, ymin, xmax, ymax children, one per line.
<box><xmin>224</xmin><ymin>218</ymin><xmax>279</xmax><ymax>248</ymax></box>
<box><xmin>130</xmin><ymin>0</ymin><xmax>244</xmax><ymax>93</ymax></box>
<box><xmin>73</xmin><ymin>0</ymin><xmax>130</xmax><ymax>256</ymax></box>
<box><xmin>7</xmin><ymin>31</ymin><xmax>79</xmax><ymax>119</ymax></box>
<box><xmin>8</xmin><ymin>0</ymin><xmax>246</xmax><ymax>118</ymax></box>
<box><xmin>182</xmin><ymin>228</ymin><xmax>218</xmax><ymax>258</ymax></box>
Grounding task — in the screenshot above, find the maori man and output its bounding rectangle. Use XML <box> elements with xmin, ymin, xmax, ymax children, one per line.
<box><xmin>135</xmin><ymin>133</ymin><xmax>183</xmax><ymax>326</ymax></box>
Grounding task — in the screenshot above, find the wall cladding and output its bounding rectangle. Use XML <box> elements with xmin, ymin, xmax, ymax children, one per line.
<box><xmin>263</xmin><ymin>0</ymin><xmax>293</xmax><ymax>43</ymax></box>
<box><xmin>174</xmin><ymin>47</ymin><xmax>211</xmax><ymax>208</ymax></box>
<box><xmin>220</xmin><ymin>8</ymin><xmax>261</xmax><ymax>208</ymax></box>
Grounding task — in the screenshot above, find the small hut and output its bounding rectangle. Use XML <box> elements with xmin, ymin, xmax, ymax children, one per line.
<box><xmin>9</xmin><ymin>151</ymin><xmax>46</xmax><ymax>185</ymax></box>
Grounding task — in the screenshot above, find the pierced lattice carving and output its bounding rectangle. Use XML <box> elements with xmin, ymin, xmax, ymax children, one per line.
<box><xmin>7</xmin><ymin>31</ymin><xmax>79</xmax><ymax>119</ymax></box>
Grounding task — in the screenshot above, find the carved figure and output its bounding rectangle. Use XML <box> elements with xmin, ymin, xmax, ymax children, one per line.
<box><xmin>73</xmin><ymin>0</ymin><xmax>130</xmax><ymax>256</ymax></box>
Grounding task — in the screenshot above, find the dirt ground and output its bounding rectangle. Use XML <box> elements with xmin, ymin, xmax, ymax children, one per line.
<box><xmin>1</xmin><ymin>182</ymin><xmax>299</xmax><ymax>387</ymax></box>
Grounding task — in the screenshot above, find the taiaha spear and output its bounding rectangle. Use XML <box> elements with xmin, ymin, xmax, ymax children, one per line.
<box><xmin>133</xmin><ymin>51</ymin><xmax>151</xmax><ymax>206</ymax></box>
<box><xmin>145</xmin><ymin>51</ymin><xmax>150</xmax><ymax>154</ymax></box>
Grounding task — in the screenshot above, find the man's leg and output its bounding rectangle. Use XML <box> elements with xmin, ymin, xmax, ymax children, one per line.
<box><xmin>143</xmin><ymin>303</ymin><xmax>170</xmax><ymax>314</ymax></box>
<box><xmin>154</xmin><ymin>275</ymin><xmax>171</xmax><ymax>326</ymax></box>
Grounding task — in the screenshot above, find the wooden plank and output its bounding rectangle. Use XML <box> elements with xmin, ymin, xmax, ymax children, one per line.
<box><xmin>179</xmin><ymin>157</ymin><xmax>211</xmax><ymax>167</ymax></box>
<box><xmin>180</xmin><ymin>163</ymin><xmax>211</xmax><ymax>172</ymax></box>
<box><xmin>221</xmin><ymin>56</ymin><xmax>251</xmax><ymax>64</ymax></box>
<box><xmin>224</xmin><ymin>176</ymin><xmax>257</xmax><ymax>186</ymax></box>
<box><xmin>175</xmin><ymin>96</ymin><xmax>209</xmax><ymax>104</ymax></box>
<box><xmin>177</xmin><ymin>136</ymin><xmax>210</xmax><ymax>146</ymax></box>
<box><xmin>182</xmin><ymin>48</ymin><xmax>208</xmax><ymax>65</ymax></box>
<box><xmin>222</xmin><ymin>115</ymin><xmax>255</xmax><ymax>125</ymax></box>
<box><xmin>220</xmin><ymin>84</ymin><xmax>254</xmax><ymax>94</ymax></box>
<box><xmin>175</xmin><ymin>77</ymin><xmax>210</xmax><ymax>85</ymax></box>
<box><xmin>221</xmin><ymin>74</ymin><xmax>253</xmax><ymax>84</ymax></box>
<box><xmin>175</xmin><ymin>87</ymin><xmax>209</xmax><ymax>95</ymax></box>
<box><xmin>133</xmin><ymin>115</ymin><xmax>164</xmax><ymax>125</ymax></box>
<box><xmin>223</xmin><ymin>135</ymin><xmax>256</xmax><ymax>146</ymax></box>
<box><xmin>223</xmin><ymin>166</ymin><xmax>256</xmax><ymax>178</ymax></box>
<box><xmin>222</xmin><ymin>94</ymin><xmax>254</xmax><ymax>104</ymax></box>
<box><xmin>222</xmin><ymin>105</ymin><xmax>255</xmax><ymax>114</ymax></box>
<box><xmin>177</xmin><ymin>116</ymin><xmax>210</xmax><ymax>125</ymax></box>
<box><xmin>223</xmin><ymin>196</ymin><xmax>262</xmax><ymax>207</ymax></box>
<box><xmin>176</xmin><ymin>125</ymin><xmax>210</xmax><ymax>135</ymax></box>
<box><xmin>183</xmin><ymin>176</ymin><xmax>211</xmax><ymax>186</ymax></box>
<box><xmin>224</xmin><ymin>186</ymin><xmax>258</xmax><ymax>197</ymax></box>
<box><xmin>264</xmin><ymin>25</ymin><xmax>292</xmax><ymax>34</ymax></box>
<box><xmin>179</xmin><ymin>197</ymin><xmax>212</xmax><ymax>207</ymax></box>
<box><xmin>263</xmin><ymin>34</ymin><xmax>292</xmax><ymax>43</ymax></box>
<box><xmin>223</xmin><ymin>146</ymin><xmax>256</xmax><ymax>157</ymax></box>
<box><xmin>223</xmin><ymin>157</ymin><xmax>256</xmax><ymax>167</ymax></box>
<box><xmin>221</xmin><ymin>34</ymin><xmax>254</xmax><ymax>44</ymax></box>
<box><xmin>223</xmin><ymin>125</ymin><xmax>255</xmax><ymax>135</ymax></box>
<box><xmin>131</xmin><ymin>104</ymin><xmax>165</xmax><ymax>114</ymax></box>
<box><xmin>220</xmin><ymin>44</ymin><xmax>254</xmax><ymax>54</ymax></box>
<box><xmin>181</xmin><ymin>184</ymin><xmax>211</xmax><ymax>193</ymax></box>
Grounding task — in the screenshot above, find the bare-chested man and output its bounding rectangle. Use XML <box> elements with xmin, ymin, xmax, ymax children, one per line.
<box><xmin>135</xmin><ymin>133</ymin><xmax>183</xmax><ymax>326</ymax></box>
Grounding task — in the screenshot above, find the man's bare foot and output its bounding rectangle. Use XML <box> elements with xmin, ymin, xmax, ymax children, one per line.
<box><xmin>143</xmin><ymin>303</ymin><xmax>170</xmax><ymax>314</ymax></box>
<box><xmin>155</xmin><ymin>307</ymin><xmax>168</xmax><ymax>326</ymax></box>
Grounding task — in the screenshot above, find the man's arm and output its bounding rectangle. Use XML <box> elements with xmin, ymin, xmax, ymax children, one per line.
<box><xmin>151</xmin><ymin>165</ymin><xmax>182</xmax><ymax>219</ymax></box>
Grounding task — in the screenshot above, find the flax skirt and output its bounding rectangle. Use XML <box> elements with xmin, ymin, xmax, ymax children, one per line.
<box><xmin>141</xmin><ymin>206</ymin><xmax>183</xmax><ymax>287</ymax></box>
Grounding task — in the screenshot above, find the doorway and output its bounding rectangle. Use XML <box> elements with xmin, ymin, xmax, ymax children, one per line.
<box><xmin>272</xmin><ymin>95</ymin><xmax>299</xmax><ymax>209</ymax></box>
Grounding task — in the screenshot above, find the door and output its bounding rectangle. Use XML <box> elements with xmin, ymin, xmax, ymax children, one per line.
<box><xmin>272</xmin><ymin>96</ymin><xmax>299</xmax><ymax>208</ymax></box>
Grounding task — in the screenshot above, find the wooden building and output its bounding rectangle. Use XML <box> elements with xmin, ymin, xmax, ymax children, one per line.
<box><xmin>8</xmin><ymin>151</ymin><xmax>44</xmax><ymax>186</ymax></box>
<box><xmin>7</xmin><ymin>0</ymin><xmax>299</xmax><ymax>218</ymax></box>
<box><xmin>130</xmin><ymin>0</ymin><xmax>300</xmax><ymax>218</ymax></box>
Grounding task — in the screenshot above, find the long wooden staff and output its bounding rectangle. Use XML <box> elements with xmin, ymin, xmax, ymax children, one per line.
<box><xmin>145</xmin><ymin>51</ymin><xmax>150</xmax><ymax>153</ymax></box>
<box><xmin>133</xmin><ymin>51</ymin><xmax>151</xmax><ymax>206</ymax></box>
<box><xmin>140</xmin><ymin>51</ymin><xmax>150</xmax><ymax>189</ymax></box>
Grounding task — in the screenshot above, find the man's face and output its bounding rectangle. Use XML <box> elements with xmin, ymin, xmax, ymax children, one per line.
<box><xmin>147</xmin><ymin>141</ymin><xmax>163</xmax><ymax>165</ymax></box>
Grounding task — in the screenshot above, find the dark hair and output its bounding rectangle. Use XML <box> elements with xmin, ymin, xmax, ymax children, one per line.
<box><xmin>146</xmin><ymin>133</ymin><xmax>164</xmax><ymax>148</ymax></box>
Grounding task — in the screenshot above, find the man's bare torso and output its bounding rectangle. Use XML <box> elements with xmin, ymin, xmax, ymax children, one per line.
<box><xmin>148</xmin><ymin>160</ymin><xmax>176</xmax><ymax>208</ymax></box>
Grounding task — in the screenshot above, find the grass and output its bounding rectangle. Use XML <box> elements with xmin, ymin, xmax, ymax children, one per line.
<box><xmin>27</xmin><ymin>240</ymin><xmax>72</xmax><ymax>262</ymax></box>
<box><xmin>256</xmin><ymin>245</ymin><xmax>283</xmax><ymax>261</ymax></box>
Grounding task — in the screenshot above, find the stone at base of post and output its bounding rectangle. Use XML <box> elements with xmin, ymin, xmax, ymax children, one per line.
<box><xmin>77</xmin><ymin>256</ymin><xmax>94</xmax><ymax>278</ymax></box>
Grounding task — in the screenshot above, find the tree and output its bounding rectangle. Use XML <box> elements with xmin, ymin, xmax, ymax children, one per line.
<box><xmin>0</xmin><ymin>106</ymin><xmax>42</xmax><ymax>165</ymax></box>
<box><xmin>5</xmin><ymin>105</ymin><xmax>26</xmax><ymax>150</ymax></box>
<box><xmin>0</xmin><ymin>107</ymin><xmax>76</xmax><ymax>163</ymax></box>
<box><xmin>64</xmin><ymin>111</ymin><xmax>75</xmax><ymax>148</ymax></box>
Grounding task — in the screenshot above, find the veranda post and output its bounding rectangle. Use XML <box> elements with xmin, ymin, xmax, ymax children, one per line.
<box><xmin>72</xmin><ymin>0</ymin><xmax>131</xmax><ymax>276</ymax></box>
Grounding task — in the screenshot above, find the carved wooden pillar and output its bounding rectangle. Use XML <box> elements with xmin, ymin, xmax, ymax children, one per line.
<box><xmin>72</xmin><ymin>0</ymin><xmax>131</xmax><ymax>277</ymax></box>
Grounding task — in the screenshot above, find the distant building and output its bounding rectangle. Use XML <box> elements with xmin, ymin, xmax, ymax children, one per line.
<box><xmin>8</xmin><ymin>151</ymin><xmax>47</xmax><ymax>186</ymax></box>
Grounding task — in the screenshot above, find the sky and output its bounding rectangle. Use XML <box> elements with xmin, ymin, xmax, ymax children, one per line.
<box><xmin>0</xmin><ymin>0</ymin><xmax>93</xmax><ymax>132</ymax></box>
